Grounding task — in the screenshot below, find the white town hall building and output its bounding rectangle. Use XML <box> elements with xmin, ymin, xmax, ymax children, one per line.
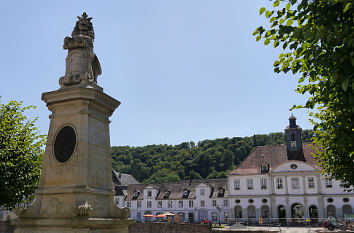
<box><xmin>114</xmin><ymin>116</ymin><xmax>354</xmax><ymax>223</ymax></box>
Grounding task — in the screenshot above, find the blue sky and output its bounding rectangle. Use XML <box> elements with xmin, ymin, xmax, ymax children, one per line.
<box><xmin>0</xmin><ymin>0</ymin><xmax>313</xmax><ymax>146</ymax></box>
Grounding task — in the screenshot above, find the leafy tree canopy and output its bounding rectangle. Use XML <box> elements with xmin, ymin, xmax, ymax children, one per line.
<box><xmin>0</xmin><ymin>99</ymin><xmax>46</xmax><ymax>210</ymax></box>
<box><xmin>253</xmin><ymin>0</ymin><xmax>354</xmax><ymax>186</ymax></box>
<box><xmin>111</xmin><ymin>130</ymin><xmax>313</xmax><ymax>183</ymax></box>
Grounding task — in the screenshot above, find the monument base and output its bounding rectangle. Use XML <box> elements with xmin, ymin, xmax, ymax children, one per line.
<box><xmin>13</xmin><ymin>217</ymin><xmax>133</xmax><ymax>233</ymax></box>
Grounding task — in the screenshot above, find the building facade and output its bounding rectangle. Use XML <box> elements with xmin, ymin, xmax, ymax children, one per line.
<box><xmin>122</xmin><ymin>179</ymin><xmax>229</xmax><ymax>223</ymax></box>
<box><xmin>116</xmin><ymin>116</ymin><xmax>354</xmax><ymax>223</ymax></box>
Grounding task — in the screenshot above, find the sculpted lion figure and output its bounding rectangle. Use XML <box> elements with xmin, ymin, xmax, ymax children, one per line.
<box><xmin>59</xmin><ymin>12</ymin><xmax>102</xmax><ymax>88</ymax></box>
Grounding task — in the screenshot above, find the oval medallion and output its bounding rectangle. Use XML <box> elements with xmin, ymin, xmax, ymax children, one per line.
<box><xmin>54</xmin><ymin>126</ymin><xmax>76</xmax><ymax>163</ymax></box>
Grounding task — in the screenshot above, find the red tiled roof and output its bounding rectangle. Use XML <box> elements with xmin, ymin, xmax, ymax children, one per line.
<box><xmin>228</xmin><ymin>143</ymin><xmax>318</xmax><ymax>175</ymax></box>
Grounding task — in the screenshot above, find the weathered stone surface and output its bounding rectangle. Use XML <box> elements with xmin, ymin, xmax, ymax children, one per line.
<box><xmin>59</xmin><ymin>12</ymin><xmax>102</xmax><ymax>89</ymax></box>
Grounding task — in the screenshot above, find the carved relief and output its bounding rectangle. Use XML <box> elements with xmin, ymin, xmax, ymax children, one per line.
<box><xmin>48</xmin><ymin>151</ymin><xmax>78</xmax><ymax>175</ymax></box>
<box><xmin>74</xmin><ymin>201</ymin><xmax>93</xmax><ymax>217</ymax></box>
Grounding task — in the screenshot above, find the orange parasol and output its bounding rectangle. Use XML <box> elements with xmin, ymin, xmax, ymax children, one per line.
<box><xmin>156</xmin><ymin>214</ymin><xmax>167</xmax><ymax>218</ymax></box>
<box><xmin>143</xmin><ymin>214</ymin><xmax>154</xmax><ymax>217</ymax></box>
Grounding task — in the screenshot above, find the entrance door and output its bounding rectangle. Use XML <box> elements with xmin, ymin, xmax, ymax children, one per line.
<box><xmin>291</xmin><ymin>203</ymin><xmax>304</xmax><ymax>219</ymax></box>
<box><xmin>199</xmin><ymin>211</ymin><xmax>207</xmax><ymax>222</ymax></box>
<box><xmin>309</xmin><ymin>205</ymin><xmax>318</xmax><ymax>222</ymax></box>
<box><xmin>278</xmin><ymin>205</ymin><xmax>286</xmax><ymax>219</ymax></box>
<box><xmin>234</xmin><ymin>206</ymin><xmax>242</xmax><ymax>218</ymax></box>
<box><xmin>188</xmin><ymin>212</ymin><xmax>194</xmax><ymax>223</ymax></box>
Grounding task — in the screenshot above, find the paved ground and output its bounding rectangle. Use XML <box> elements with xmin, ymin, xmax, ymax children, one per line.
<box><xmin>214</xmin><ymin>225</ymin><xmax>353</xmax><ymax>232</ymax></box>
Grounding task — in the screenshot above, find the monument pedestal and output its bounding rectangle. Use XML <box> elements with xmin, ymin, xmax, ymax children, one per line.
<box><xmin>13</xmin><ymin>13</ymin><xmax>132</xmax><ymax>233</ymax></box>
<box><xmin>13</xmin><ymin>87</ymin><xmax>132</xmax><ymax>232</ymax></box>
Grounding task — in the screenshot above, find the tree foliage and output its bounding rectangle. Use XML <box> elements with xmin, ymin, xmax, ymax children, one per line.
<box><xmin>111</xmin><ymin>130</ymin><xmax>313</xmax><ymax>183</ymax></box>
<box><xmin>253</xmin><ymin>0</ymin><xmax>354</xmax><ymax>186</ymax></box>
<box><xmin>0</xmin><ymin>100</ymin><xmax>46</xmax><ymax>210</ymax></box>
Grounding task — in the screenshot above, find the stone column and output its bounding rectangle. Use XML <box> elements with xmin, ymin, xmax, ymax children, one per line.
<box><xmin>256</xmin><ymin>207</ymin><xmax>262</xmax><ymax>219</ymax></box>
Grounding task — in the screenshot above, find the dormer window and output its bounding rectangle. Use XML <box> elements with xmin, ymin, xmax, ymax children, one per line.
<box><xmin>147</xmin><ymin>190</ymin><xmax>152</xmax><ymax>197</ymax></box>
<box><xmin>164</xmin><ymin>191</ymin><xmax>170</xmax><ymax>198</ymax></box>
<box><xmin>261</xmin><ymin>164</ymin><xmax>270</xmax><ymax>173</ymax></box>
<box><xmin>217</xmin><ymin>188</ymin><xmax>225</xmax><ymax>197</ymax></box>
<box><xmin>133</xmin><ymin>191</ymin><xmax>140</xmax><ymax>198</ymax></box>
<box><xmin>183</xmin><ymin>189</ymin><xmax>189</xmax><ymax>198</ymax></box>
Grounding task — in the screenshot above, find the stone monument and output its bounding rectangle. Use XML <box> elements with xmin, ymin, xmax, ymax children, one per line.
<box><xmin>13</xmin><ymin>12</ymin><xmax>133</xmax><ymax>233</ymax></box>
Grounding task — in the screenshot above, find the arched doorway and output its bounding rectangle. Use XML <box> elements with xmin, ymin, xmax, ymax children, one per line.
<box><xmin>261</xmin><ymin>205</ymin><xmax>270</xmax><ymax>218</ymax></box>
<box><xmin>278</xmin><ymin>205</ymin><xmax>286</xmax><ymax>219</ymax></box>
<box><xmin>247</xmin><ymin>206</ymin><xmax>256</xmax><ymax>218</ymax></box>
<box><xmin>342</xmin><ymin>205</ymin><xmax>352</xmax><ymax>217</ymax></box>
<box><xmin>292</xmin><ymin>203</ymin><xmax>304</xmax><ymax>219</ymax></box>
<box><xmin>234</xmin><ymin>206</ymin><xmax>242</xmax><ymax>218</ymax></box>
<box><xmin>327</xmin><ymin>205</ymin><xmax>336</xmax><ymax>217</ymax></box>
<box><xmin>309</xmin><ymin>205</ymin><xmax>318</xmax><ymax>222</ymax></box>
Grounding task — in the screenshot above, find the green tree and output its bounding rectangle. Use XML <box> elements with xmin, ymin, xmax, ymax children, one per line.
<box><xmin>254</xmin><ymin>0</ymin><xmax>354</xmax><ymax>186</ymax></box>
<box><xmin>0</xmin><ymin>100</ymin><xmax>46</xmax><ymax>209</ymax></box>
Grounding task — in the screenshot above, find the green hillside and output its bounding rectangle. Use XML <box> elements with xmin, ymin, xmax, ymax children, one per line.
<box><xmin>111</xmin><ymin>130</ymin><xmax>314</xmax><ymax>183</ymax></box>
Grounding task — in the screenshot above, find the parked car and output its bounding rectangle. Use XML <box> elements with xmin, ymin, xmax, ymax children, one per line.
<box><xmin>322</xmin><ymin>216</ymin><xmax>347</xmax><ymax>231</ymax></box>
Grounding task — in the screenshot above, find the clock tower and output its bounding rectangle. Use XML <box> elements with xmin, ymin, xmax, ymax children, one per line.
<box><xmin>285</xmin><ymin>115</ymin><xmax>306</xmax><ymax>162</ymax></box>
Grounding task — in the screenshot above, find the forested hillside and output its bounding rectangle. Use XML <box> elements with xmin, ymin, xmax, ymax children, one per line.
<box><xmin>111</xmin><ymin>130</ymin><xmax>314</xmax><ymax>183</ymax></box>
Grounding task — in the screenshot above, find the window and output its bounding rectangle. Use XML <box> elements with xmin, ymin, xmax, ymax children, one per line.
<box><xmin>211</xmin><ymin>212</ymin><xmax>218</xmax><ymax>221</ymax></box>
<box><xmin>325</xmin><ymin>178</ymin><xmax>333</xmax><ymax>188</ymax></box>
<box><xmin>168</xmin><ymin>201</ymin><xmax>172</xmax><ymax>208</ymax></box>
<box><xmin>200</xmin><ymin>188</ymin><xmax>205</xmax><ymax>196</ymax></box>
<box><xmin>291</xmin><ymin>134</ymin><xmax>296</xmax><ymax>147</ymax></box>
<box><xmin>291</xmin><ymin>177</ymin><xmax>300</xmax><ymax>189</ymax></box>
<box><xmin>158</xmin><ymin>201</ymin><xmax>162</xmax><ymax>208</ymax></box>
<box><xmin>234</xmin><ymin>179</ymin><xmax>240</xmax><ymax>190</ymax></box>
<box><xmin>248</xmin><ymin>199</ymin><xmax>254</xmax><ymax>204</ymax></box>
<box><xmin>126</xmin><ymin>202</ymin><xmax>131</xmax><ymax>208</ymax></box>
<box><xmin>147</xmin><ymin>190</ymin><xmax>152</xmax><ymax>197</ymax></box>
<box><xmin>340</xmin><ymin>180</ymin><xmax>346</xmax><ymax>187</ymax></box>
<box><xmin>308</xmin><ymin>177</ymin><xmax>315</xmax><ymax>188</ymax></box>
<box><xmin>200</xmin><ymin>200</ymin><xmax>205</xmax><ymax>207</ymax></box>
<box><xmin>261</xmin><ymin>178</ymin><xmax>267</xmax><ymax>189</ymax></box>
<box><xmin>189</xmin><ymin>200</ymin><xmax>194</xmax><ymax>208</ymax></box>
<box><xmin>212</xmin><ymin>200</ymin><xmax>217</xmax><ymax>207</ymax></box>
<box><xmin>137</xmin><ymin>212</ymin><xmax>141</xmax><ymax>221</ymax></box>
<box><xmin>223</xmin><ymin>200</ymin><xmax>228</xmax><ymax>206</ymax></box>
<box><xmin>178</xmin><ymin>200</ymin><xmax>183</xmax><ymax>208</ymax></box>
<box><xmin>235</xmin><ymin>199</ymin><xmax>240</xmax><ymax>204</ymax></box>
<box><xmin>247</xmin><ymin>179</ymin><xmax>253</xmax><ymax>190</ymax></box>
<box><xmin>218</xmin><ymin>188</ymin><xmax>224</xmax><ymax>197</ymax></box>
<box><xmin>327</xmin><ymin>198</ymin><xmax>334</xmax><ymax>203</ymax></box>
<box><xmin>183</xmin><ymin>189</ymin><xmax>189</xmax><ymax>197</ymax></box>
<box><xmin>261</xmin><ymin>164</ymin><xmax>269</xmax><ymax>173</ymax></box>
<box><xmin>114</xmin><ymin>198</ymin><xmax>119</xmax><ymax>206</ymax></box>
<box><xmin>133</xmin><ymin>191</ymin><xmax>139</xmax><ymax>198</ymax></box>
<box><xmin>164</xmin><ymin>191</ymin><xmax>170</xmax><ymax>198</ymax></box>
<box><xmin>147</xmin><ymin>201</ymin><xmax>152</xmax><ymax>208</ymax></box>
<box><xmin>277</xmin><ymin>177</ymin><xmax>283</xmax><ymax>189</ymax></box>
<box><xmin>137</xmin><ymin>201</ymin><xmax>141</xmax><ymax>208</ymax></box>
<box><xmin>262</xmin><ymin>199</ymin><xmax>268</xmax><ymax>203</ymax></box>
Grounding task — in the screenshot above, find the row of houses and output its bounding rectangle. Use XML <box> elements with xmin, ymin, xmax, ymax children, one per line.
<box><xmin>113</xmin><ymin>116</ymin><xmax>354</xmax><ymax>223</ymax></box>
